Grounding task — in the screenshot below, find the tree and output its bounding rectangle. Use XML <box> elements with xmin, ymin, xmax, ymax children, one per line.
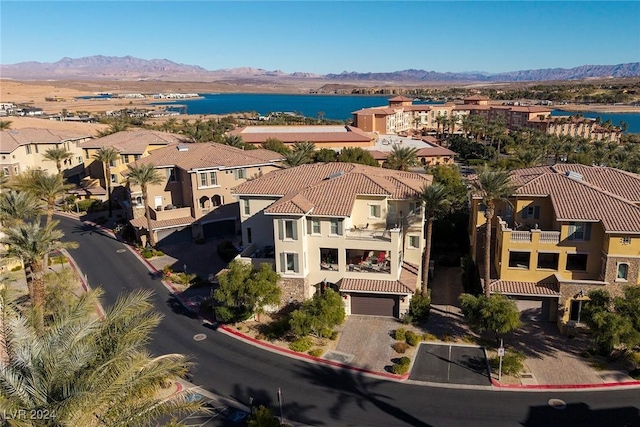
<box><xmin>0</xmin><ymin>288</ymin><xmax>202</xmax><ymax>425</ymax></box>
<box><xmin>93</xmin><ymin>146</ymin><xmax>120</xmax><ymax>218</ymax></box>
<box><xmin>428</xmin><ymin>164</ymin><xmax>468</xmax><ymax>210</ymax></box>
<box><xmin>0</xmin><ymin>189</ymin><xmax>42</xmax><ymax>227</ymax></box>
<box><xmin>415</xmin><ymin>184</ymin><xmax>450</xmax><ymax>295</ymax></box>
<box><xmin>43</xmin><ymin>146</ymin><xmax>73</xmax><ymax>176</ymax></box>
<box><xmin>126</xmin><ymin>163</ymin><xmax>164</xmax><ymax>247</ymax></box>
<box><xmin>314</xmin><ymin>148</ymin><xmax>337</xmax><ymax>163</ymax></box>
<box><xmin>213</xmin><ymin>261</ymin><xmax>282</xmax><ymax>322</ymax></box>
<box><xmin>459</xmin><ymin>293</ymin><xmax>521</xmax><ymax>344</ymax></box>
<box><xmin>289</xmin><ymin>289</ymin><xmax>345</xmax><ymax>338</ymax></box>
<box><xmin>470</xmin><ymin>166</ymin><xmax>516</xmax><ymax>297</ymax></box>
<box><xmin>284</xmin><ymin>150</ymin><xmax>312</xmax><ymax>167</ymax></box>
<box><xmin>11</xmin><ymin>169</ymin><xmax>73</xmax><ymax>225</ymax></box>
<box><xmin>1</xmin><ymin>219</ymin><xmax>78</xmax><ymax>331</ymax></box>
<box><xmin>96</xmin><ymin>120</ymin><xmax>131</xmax><ymax>137</ymax></box>
<box><xmin>292</xmin><ymin>141</ymin><xmax>316</xmax><ymax>159</ymax></box>
<box><xmin>337</xmin><ymin>147</ymin><xmax>379</xmax><ymax>167</ymax></box>
<box><xmin>262</xmin><ymin>138</ymin><xmax>290</xmax><ymax>155</ymax></box>
<box><xmin>0</xmin><ymin>119</ymin><xmax>12</xmax><ymax>130</ymax></box>
<box><xmin>384</xmin><ymin>145</ymin><xmax>419</xmax><ymax>171</ymax></box>
<box><xmin>248</xmin><ymin>405</ymin><xmax>280</xmax><ymax>427</ymax></box>
<box><xmin>222</xmin><ymin>134</ymin><xmax>245</xmax><ymax>149</ymax></box>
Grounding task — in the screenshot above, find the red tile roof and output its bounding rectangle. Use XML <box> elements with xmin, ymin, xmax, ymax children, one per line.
<box><xmin>1</xmin><ymin>128</ymin><xmax>90</xmax><ymax>153</ymax></box>
<box><xmin>388</xmin><ymin>96</ymin><xmax>414</xmax><ymax>102</ymax></box>
<box><xmin>130</xmin><ymin>215</ymin><xmax>195</xmax><ymax>231</ymax></box>
<box><xmin>339</xmin><ymin>262</ymin><xmax>419</xmax><ymax>294</ymax></box>
<box><xmin>489</xmin><ymin>280</ymin><xmax>560</xmax><ymax>296</ymax></box>
<box><xmin>229</xmin><ymin>125</ymin><xmax>373</xmax><ymax>144</ymax></box>
<box><xmin>80</xmin><ymin>130</ymin><xmax>187</xmax><ymax>154</ymax></box>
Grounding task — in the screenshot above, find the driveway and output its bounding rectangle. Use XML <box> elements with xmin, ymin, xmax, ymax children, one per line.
<box><xmin>409</xmin><ymin>343</ymin><xmax>491</xmax><ymax>386</ymax></box>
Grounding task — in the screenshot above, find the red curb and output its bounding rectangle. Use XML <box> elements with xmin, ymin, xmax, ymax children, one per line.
<box><xmin>490</xmin><ymin>378</ymin><xmax>640</xmax><ymax>390</ymax></box>
<box><xmin>61</xmin><ymin>248</ymin><xmax>106</xmax><ymax>319</ymax></box>
<box><xmin>219</xmin><ymin>325</ymin><xmax>409</xmax><ymax>381</ymax></box>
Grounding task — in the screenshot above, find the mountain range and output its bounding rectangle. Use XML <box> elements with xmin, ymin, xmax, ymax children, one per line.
<box><xmin>1</xmin><ymin>55</ymin><xmax>639</xmax><ymax>83</ymax></box>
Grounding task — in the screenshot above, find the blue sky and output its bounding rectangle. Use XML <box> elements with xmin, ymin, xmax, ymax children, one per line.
<box><xmin>1</xmin><ymin>1</ymin><xmax>638</xmax><ymax>74</ymax></box>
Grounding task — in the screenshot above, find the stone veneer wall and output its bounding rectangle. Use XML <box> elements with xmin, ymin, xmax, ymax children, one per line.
<box><xmin>603</xmin><ymin>256</ymin><xmax>640</xmax><ymax>287</ymax></box>
<box><xmin>279</xmin><ymin>277</ymin><xmax>309</xmax><ymax>306</ymax></box>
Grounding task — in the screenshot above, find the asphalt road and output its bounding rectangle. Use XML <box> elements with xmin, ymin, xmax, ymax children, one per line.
<box><xmin>56</xmin><ymin>215</ymin><xmax>640</xmax><ymax>427</ymax></box>
<box><xmin>410</xmin><ymin>343</ymin><xmax>490</xmax><ymax>386</ymax></box>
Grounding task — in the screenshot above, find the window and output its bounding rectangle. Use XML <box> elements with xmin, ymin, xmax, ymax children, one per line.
<box><xmin>242</xmin><ymin>199</ymin><xmax>250</xmax><ymax>216</ymax></box>
<box><xmin>568</xmin><ymin>222</ymin><xmax>591</xmax><ymax>241</ymax></box>
<box><xmin>307</xmin><ymin>218</ymin><xmax>320</xmax><ymax>234</ymax></box>
<box><xmin>199</xmin><ymin>196</ymin><xmax>209</xmax><ymax>209</ymax></box>
<box><xmin>522</xmin><ymin>205</ymin><xmax>540</xmax><ymax>219</ymax></box>
<box><xmin>247</xmin><ymin>227</ymin><xmax>252</xmax><ymax>244</ymax></box>
<box><xmin>2</xmin><ymin>167</ymin><xmax>9</xmax><ymax>175</ymax></box>
<box><xmin>134</xmin><ymin>154</ymin><xmax>141</xmax><ymax>161</ymax></box>
<box><xmin>109</xmin><ymin>159</ymin><xmax>116</xmax><ymax>167</ymax></box>
<box><xmin>25</xmin><ymin>145</ymin><xmax>31</xmax><ymax>155</ymax></box>
<box><xmin>123</xmin><ymin>155</ymin><xmax>129</xmax><ymax>164</ymax></box>
<box><xmin>200</xmin><ymin>173</ymin><xmax>207</xmax><ymax>187</ymax></box>
<box><xmin>622</xmin><ymin>237</ymin><xmax>632</xmax><ymax>245</ymax></box>
<box><xmin>617</xmin><ymin>263</ymin><xmax>629</xmax><ymax>281</ymax></box>
<box><xmin>409</xmin><ymin>202</ymin><xmax>422</xmax><ymax>215</ymax></box>
<box><xmin>330</xmin><ymin>219</ymin><xmax>343</xmax><ymax>235</ymax></box>
<box><xmin>212</xmin><ymin>195</ymin><xmax>222</xmax><ymax>207</ymax></box>
<box><xmin>284</xmin><ymin>220</ymin><xmax>296</xmax><ymax>239</ymax></box>
<box><xmin>409</xmin><ymin>235</ymin><xmax>420</xmax><ymax>248</ymax></box>
<box><xmin>209</xmin><ymin>171</ymin><xmax>217</xmax><ymax>186</ymax></box>
<box><xmin>508</xmin><ymin>251</ymin><xmax>530</xmax><ymax>269</ymax></box>
<box><xmin>369</xmin><ymin>204</ymin><xmax>381</xmax><ymax>218</ymax></box>
<box><xmin>566</xmin><ymin>253</ymin><xmax>588</xmax><ymax>271</ymax></box>
<box><xmin>34</xmin><ymin>145</ymin><xmax>38</xmax><ymax>154</ymax></box>
<box><xmin>77</xmin><ymin>156</ymin><xmax>82</xmax><ymax>164</ymax></box>
<box><xmin>84</xmin><ymin>149</ymin><xmax>89</xmax><ymax>159</ymax></box>
<box><xmin>234</xmin><ymin>168</ymin><xmax>246</xmax><ymax>180</ymax></box>
<box><xmin>569</xmin><ymin>299</ymin><xmax>584</xmax><ymax>323</ymax></box>
<box><xmin>537</xmin><ymin>253</ymin><xmax>559</xmax><ymax>270</ymax></box>
<box><xmin>281</xmin><ymin>253</ymin><xmax>298</xmax><ymax>273</ymax></box>
<box><xmin>110</xmin><ymin>174</ymin><xmax>117</xmax><ymax>184</ymax></box>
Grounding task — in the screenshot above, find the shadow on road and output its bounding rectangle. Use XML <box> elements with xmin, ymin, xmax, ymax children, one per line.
<box><xmin>522</xmin><ymin>402</ymin><xmax>639</xmax><ymax>427</ymax></box>
<box><xmin>166</xmin><ymin>295</ymin><xmax>198</xmax><ymax>319</ymax></box>
<box><xmin>68</xmin><ymin>222</ymin><xmax>119</xmax><ymax>242</ymax></box>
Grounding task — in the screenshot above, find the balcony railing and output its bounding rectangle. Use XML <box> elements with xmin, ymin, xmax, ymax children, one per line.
<box><xmin>345</xmin><ymin>228</ymin><xmax>393</xmax><ymax>241</ymax></box>
<box><xmin>150</xmin><ymin>205</ymin><xmax>191</xmax><ymax>221</ymax></box>
<box><xmin>539</xmin><ymin>231</ymin><xmax>561</xmax><ymax>244</ymax></box>
<box><xmin>510</xmin><ymin>231</ymin><xmax>532</xmax><ymax>242</ymax></box>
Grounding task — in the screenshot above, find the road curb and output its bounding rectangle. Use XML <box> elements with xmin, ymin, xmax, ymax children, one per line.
<box><xmin>60</xmin><ymin>247</ymin><xmax>106</xmax><ymax>318</ymax></box>
<box><xmin>490</xmin><ymin>378</ymin><xmax>640</xmax><ymax>391</ymax></box>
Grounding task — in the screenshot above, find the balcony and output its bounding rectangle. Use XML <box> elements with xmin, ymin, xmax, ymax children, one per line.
<box><xmin>346</xmin><ymin>249</ymin><xmax>392</xmax><ymax>275</ymax></box>
<box><xmin>346</xmin><ymin>226</ymin><xmax>400</xmax><ymax>242</ymax></box>
<box><xmin>237</xmin><ymin>243</ymin><xmax>275</xmax><ymax>269</ymax></box>
<box><xmin>150</xmin><ymin>205</ymin><xmax>192</xmax><ymax>221</ymax></box>
<box><xmin>498</xmin><ymin>218</ymin><xmax>560</xmax><ymax>245</ymax></box>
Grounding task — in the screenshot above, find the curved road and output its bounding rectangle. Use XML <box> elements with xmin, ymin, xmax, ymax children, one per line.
<box><xmin>56</xmin><ymin>215</ymin><xmax>640</xmax><ymax>427</ymax></box>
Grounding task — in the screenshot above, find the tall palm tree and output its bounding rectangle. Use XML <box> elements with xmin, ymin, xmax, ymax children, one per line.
<box><xmin>0</xmin><ymin>120</ymin><xmax>12</xmax><ymax>130</ymax></box>
<box><xmin>471</xmin><ymin>166</ymin><xmax>516</xmax><ymax>297</ymax></box>
<box><xmin>0</xmin><ymin>190</ymin><xmax>42</xmax><ymax>227</ymax></box>
<box><xmin>1</xmin><ymin>219</ymin><xmax>78</xmax><ymax>330</ymax></box>
<box><xmin>515</xmin><ymin>149</ymin><xmax>543</xmax><ymax>168</ymax></box>
<box><xmin>93</xmin><ymin>146</ymin><xmax>120</xmax><ymax>218</ymax></box>
<box><xmin>384</xmin><ymin>145</ymin><xmax>419</xmax><ymax>171</ymax></box>
<box><xmin>292</xmin><ymin>141</ymin><xmax>316</xmax><ymax>159</ymax></box>
<box><xmin>0</xmin><ymin>288</ymin><xmax>203</xmax><ymax>425</ymax></box>
<box><xmin>127</xmin><ymin>163</ymin><xmax>164</xmax><ymax>247</ymax></box>
<box><xmin>415</xmin><ymin>184</ymin><xmax>451</xmax><ymax>296</ymax></box>
<box><xmin>11</xmin><ymin>170</ymin><xmax>73</xmax><ymax>224</ymax></box>
<box><xmin>43</xmin><ymin>146</ymin><xmax>74</xmax><ymax>176</ymax></box>
<box><xmin>222</xmin><ymin>134</ymin><xmax>245</xmax><ymax>149</ymax></box>
<box><xmin>283</xmin><ymin>150</ymin><xmax>312</xmax><ymax>167</ymax></box>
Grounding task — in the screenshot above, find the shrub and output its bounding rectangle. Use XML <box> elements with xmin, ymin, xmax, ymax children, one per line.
<box><xmin>392</xmin><ymin>342</ymin><xmax>409</xmax><ymax>354</ymax></box>
<box><xmin>217</xmin><ymin>240</ymin><xmax>239</xmax><ymax>263</ymax></box>
<box><xmin>76</xmin><ymin>198</ymin><xmax>99</xmax><ymax>213</ymax></box>
<box><xmin>319</xmin><ymin>328</ymin><xmax>333</xmax><ymax>338</ymax></box>
<box><xmin>394</xmin><ymin>328</ymin><xmax>407</xmax><ymax>341</ymax></box>
<box><xmin>489</xmin><ymin>349</ymin><xmax>525</xmax><ymax>376</ymax></box>
<box><xmin>289</xmin><ymin>337</ymin><xmax>313</xmax><ymax>352</ymax></box>
<box><xmin>422</xmin><ymin>333</ymin><xmax>438</xmax><ymax>341</ymax></box>
<box><xmin>141</xmin><ymin>248</ymin><xmax>154</xmax><ymax>259</ymax></box>
<box><xmin>391</xmin><ymin>356</ymin><xmax>412</xmax><ymax>375</ymax></box>
<box><xmin>400</xmin><ymin>313</ymin><xmax>413</xmax><ymax>325</ymax></box>
<box><xmin>329</xmin><ymin>331</ymin><xmax>339</xmax><ymax>341</ymax></box>
<box><xmin>409</xmin><ymin>292</ymin><xmax>431</xmax><ymax>322</ymax></box>
<box><xmin>405</xmin><ymin>330</ymin><xmax>422</xmax><ymax>346</ymax></box>
<box><xmin>10</xmin><ymin>265</ymin><xmax>22</xmax><ymax>272</ymax></box>
<box><xmin>263</xmin><ymin>316</ymin><xmax>291</xmax><ymax>340</ymax></box>
<box><xmin>152</xmin><ymin>249</ymin><xmax>164</xmax><ymax>257</ymax></box>
<box><xmin>308</xmin><ymin>348</ymin><xmax>323</xmax><ymax>357</ymax></box>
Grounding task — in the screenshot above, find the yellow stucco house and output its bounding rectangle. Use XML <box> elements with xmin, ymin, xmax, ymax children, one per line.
<box><xmin>470</xmin><ymin>164</ymin><xmax>640</xmax><ymax>333</ymax></box>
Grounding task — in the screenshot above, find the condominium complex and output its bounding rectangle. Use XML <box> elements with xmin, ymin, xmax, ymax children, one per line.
<box><xmin>233</xmin><ymin>162</ymin><xmax>431</xmax><ymax>317</ymax></box>
<box><xmin>229</xmin><ymin>125</ymin><xmax>375</xmax><ymax>149</ymax></box>
<box><xmin>469</xmin><ymin>164</ymin><xmax>640</xmax><ymax>332</ymax></box>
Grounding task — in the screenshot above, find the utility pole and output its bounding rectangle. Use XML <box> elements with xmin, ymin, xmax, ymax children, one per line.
<box><xmin>277</xmin><ymin>388</ymin><xmax>283</xmax><ymax>426</ymax></box>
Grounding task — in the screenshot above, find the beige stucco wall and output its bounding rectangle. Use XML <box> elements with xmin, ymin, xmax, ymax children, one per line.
<box><xmin>2</xmin><ymin>139</ymin><xmax>87</xmax><ymax>178</ymax></box>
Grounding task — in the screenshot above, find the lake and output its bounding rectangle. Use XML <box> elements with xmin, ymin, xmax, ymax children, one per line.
<box><xmin>152</xmin><ymin>93</ymin><xmax>640</xmax><ymax>133</ymax></box>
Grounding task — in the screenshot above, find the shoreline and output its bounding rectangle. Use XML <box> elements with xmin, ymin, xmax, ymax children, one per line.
<box><xmin>552</xmin><ymin>104</ymin><xmax>640</xmax><ymax>114</ymax></box>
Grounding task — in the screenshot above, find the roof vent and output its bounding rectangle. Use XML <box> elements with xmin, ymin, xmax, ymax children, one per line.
<box><xmin>565</xmin><ymin>171</ymin><xmax>583</xmax><ymax>181</ymax></box>
<box><xmin>326</xmin><ymin>171</ymin><xmax>344</xmax><ymax>180</ymax></box>
<box><xmin>177</xmin><ymin>144</ymin><xmax>189</xmax><ymax>152</ymax></box>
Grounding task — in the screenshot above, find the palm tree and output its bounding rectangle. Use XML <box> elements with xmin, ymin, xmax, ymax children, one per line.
<box><xmin>0</xmin><ymin>119</ymin><xmax>12</xmax><ymax>130</ymax></box>
<box><xmin>0</xmin><ymin>190</ymin><xmax>42</xmax><ymax>227</ymax></box>
<box><xmin>283</xmin><ymin>150</ymin><xmax>312</xmax><ymax>167</ymax></box>
<box><xmin>11</xmin><ymin>170</ymin><xmax>73</xmax><ymax>224</ymax></box>
<box><xmin>96</xmin><ymin>121</ymin><xmax>131</xmax><ymax>137</ymax></box>
<box><xmin>415</xmin><ymin>184</ymin><xmax>451</xmax><ymax>295</ymax></box>
<box><xmin>292</xmin><ymin>141</ymin><xmax>316</xmax><ymax>159</ymax></box>
<box><xmin>43</xmin><ymin>146</ymin><xmax>74</xmax><ymax>176</ymax></box>
<box><xmin>0</xmin><ymin>288</ymin><xmax>203</xmax><ymax>425</ymax></box>
<box><xmin>93</xmin><ymin>146</ymin><xmax>120</xmax><ymax>218</ymax></box>
<box><xmin>384</xmin><ymin>145</ymin><xmax>419</xmax><ymax>171</ymax></box>
<box><xmin>0</xmin><ymin>170</ymin><xmax>8</xmax><ymax>191</ymax></box>
<box><xmin>515</xmin><ymin>149</ymin><xmax>543</xmax><ymax>168</ymax></box>
<box><xmin>222</xmin><ymin>134</ymin><xmax>245</xmax><ymax>149</ymax></box>
<box><xmin>1</xmin><ymin>219</ymin><xmax>78</xmax><ymax>330</ymax></box>
<box><xmin>471</xmin><ymin>166</ymin><xmax>516</xmax><ymax>297</ymax></box>
<box><xmin>127</xmin><ymin>163</ymin><xmax>164</xmax><ymax>247</ymax></box>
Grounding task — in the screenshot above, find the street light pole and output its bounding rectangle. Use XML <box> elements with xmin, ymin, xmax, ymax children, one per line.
<box><xmin>277</xmin><ymin>388</ymin><xmax>283</xmax><ymax>426</ymax></box>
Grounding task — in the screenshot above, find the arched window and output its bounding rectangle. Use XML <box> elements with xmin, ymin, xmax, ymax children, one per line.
<box><xmin>617</xmin><ymin>263</ymin><xmax>629</xmax><ymax>281</ymax></box>
<box><xmin>211</xmin><ymin>195</ymin><xmax>222</xmax><ymax>207</ymax></box>
<box><xmin>199</xmin><ymin>196</ymin><xmax>210</xmax><ymax>209</ymax></box>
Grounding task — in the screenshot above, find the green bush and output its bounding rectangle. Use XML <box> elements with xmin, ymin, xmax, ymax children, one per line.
<box><xmin>489</xmin><ymin>349</ymin><xmax>526</xmax><ymax>376</ymax></box>
<box><xmin>217</xmin><ymin>240</ymin><xmax>239</xmax><ymax>263</ymax></box>
<box><xmin>289</xmin><ymin>337</ymin><xmax>313</xmax><ymax>352</ymax></box>
<box><xmin>409</xmin><ymin>292</ymin><xmax>431</xmax><ymax>322</ymax></box>
<box><xmin>76</xmin><ymin>199</ymin><xmax>99</xmax><ymax>212</ymax></box>
<box><xmin>329</xmin><ymin>331</ymin><xmax>339</xmax><ymax>341</ymax></box>
<box><xmin>394</xmin><ymin>328</ymin><xmax>407</xmax><ymax>341</ymax></box>
<box><xmin>319</xmin><ymin>328</ymin><xmax>334</xmax><ymax>338</ymax></box>
<box><xmin>391</xmin><ymin>356</ymin><xmax>412</xmax><ymax>374</ymax></box>
<box><xmin>152</xmin><ymin>249</ymin><xmax>164</xmax><ymax>257</ymax></box>
<box><xmin>263</xmin><ymin>316</ymin><xmax>291</xmax><ymax>340</ymax></box>
<box><xmin>392</xmin><ymin>342</ymin><xmax>409</xmax><ymax>354</ymax></box>
<box><xmin>141</xmin><ymin>249</ymin><xmax>154</xmax><ymax>259</ymax></box>
<box><xmin>10</xmin><ymin>265</ymin><xmax>22</xmax><ymax>272</ymax></box>
<box><xmin>422</xmin><ymin>333</ymin><xmax>438</xmax><ymax>341</ymax></box>
<box><xmin>400</xmin><ymin>313</ymin><xmax>413</xmax><ymax>325</ymax></box>
<box><xmin>405</xmin><ymin>330</ymin><xmax>422</xmax><ymax>346</ymax></box>
<box><xmin>308</xmin><ymin>348</ymin><xmax>323</xmax><ymax>357</ymax></box>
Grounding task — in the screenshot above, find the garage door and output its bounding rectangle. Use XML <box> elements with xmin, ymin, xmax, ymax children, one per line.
<box><xmin>351</xmin><ymin>294</ymin><xmax>399</xmax><ymax>317</ymax></box>
<box><xmin>157</xmin><ymin>226</ymin><xmax>192</xmax><ymax>246</ymax></box>
<box><xmin>203</xmin><ymin>220</ymin><xmax>236</xmax><ymax>239</ymax></box>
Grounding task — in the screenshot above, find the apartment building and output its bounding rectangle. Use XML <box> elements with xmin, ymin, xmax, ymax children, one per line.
<box><xmin>0</xmin><ymin>127</ymin><xmax>91</xmax><ymax>182</ymax></box>
<box><xmin>233</xmin><ymin>162</ymin><xmax>431</xmax><ymax>317</ymax></box>
<box><xmin>469</xmin><ymin>164</ymin><xmax>640</xmax><ymax>332</ymax></box>
<box><xmin>123</xmin><ymin>142</ymin><xmax>284</xmax><ymax>245</ymax></box>
<box><xmin>228</xmin><ymin>125</ymin><xmax>375</xmax><ymax>149</ymax></box>
<box><xmin>80</xmin><ymin>129</ymin><xmax>187</xmax><ymax>195</ymax></box>
<box><xmin>526</xmin><ymin>115</ymin><xmax>622</xmax><ymax>142</ymax></box>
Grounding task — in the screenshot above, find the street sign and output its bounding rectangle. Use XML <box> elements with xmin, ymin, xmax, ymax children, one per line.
<box><xmin>497</xmin><ymin>347</ymin><xmax>505</xmax><ymax>357</ymax></box>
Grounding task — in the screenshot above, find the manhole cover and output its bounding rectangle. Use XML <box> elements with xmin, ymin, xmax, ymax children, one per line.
<box><xmin>548</xmin><ymin>399</ymin><xmax>567</xmax><ymax>410</ymax></box>
<box><xmin>193</xmin><ymin>334</ymin><xmax>207</xmax><ymax>341</ymax></box>
<box><xmin>116</xmin><ymin>249</ymin><xmax>127</xmax><ymax>253</ymax></box>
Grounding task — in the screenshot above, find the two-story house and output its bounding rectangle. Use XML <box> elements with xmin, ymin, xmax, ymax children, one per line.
<box><xmin>233</xmin><ymin>163</ymin><xmax>431</xmax><ymax>318</ymax></box>
<box><xmin>0</xmin><ymin>127</ymin><xmax>91</xmax><ymax>183</ymax></box>
<box><xmin>124</xmin><ymin>142</ymin><xmax>284</xmax><ymax>245</ymax></box>
<box><xmin>470</xmin><ymin>164</ymin><xmax>640</xmax><ymax>333</ymax></box>
<box><xmin>80</xmin><ymin>130</ymin><xmax>187</xmax><ymax>199</ymax></box>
